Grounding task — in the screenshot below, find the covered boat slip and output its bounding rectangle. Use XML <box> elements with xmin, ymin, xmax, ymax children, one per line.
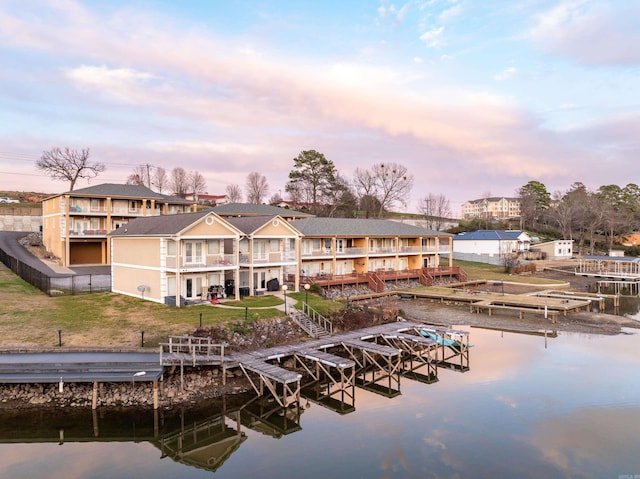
<box><xmin>219</xmin><ymin>321</ymin><xmax>468</xmax><ymax>408</ymax></box>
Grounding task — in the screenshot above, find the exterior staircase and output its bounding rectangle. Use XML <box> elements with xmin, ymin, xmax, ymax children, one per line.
<box><xmin>289</xmin><ymin>305</ymin><xmax>332</xmax><ymax>339</ymax></box>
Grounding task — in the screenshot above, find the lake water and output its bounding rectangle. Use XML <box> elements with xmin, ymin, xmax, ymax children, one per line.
<box><xmin>1</xmin><ymin>325</ymin><xmax>639</xmax><ymax>479</ymax></box>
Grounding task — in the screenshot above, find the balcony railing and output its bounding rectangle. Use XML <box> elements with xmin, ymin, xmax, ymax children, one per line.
<box><xmin>399</xmin><ymin>246</ymin><xmax>421</xmax><ymax>254</ymax></box>
<box><xmin>301</xmin><ymin>249</ymin><xmax>333</xmax><ymax>257</ymax></box>
<box><xmin>335</xmin><ymin>247</ymin><xmax>366</xmax><ymax>256</ymax></box>
<box><xmin>165</xmin><ymin>254</ymin><xmax>236</xmax><ymax>269</ymax></box>
<box><xmin>244</xmin><ymin>252</ymin><xmax>297</xmax><ymax>263</ymax></box>
<box><xmin>369</xmin><ymin>247</ymin><xmax>396</xmax><ymax>255</ymax></box>
<box><xmin>69</xmin><ymin>229</ymin><xmax>109</xmax><ymax>237</ymax></box>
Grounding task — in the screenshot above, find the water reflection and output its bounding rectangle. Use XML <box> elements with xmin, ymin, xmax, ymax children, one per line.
<box><xmin>1</xmin><ymin>328</ymin><xmax>640</xmax><ymax>478</ymax></box>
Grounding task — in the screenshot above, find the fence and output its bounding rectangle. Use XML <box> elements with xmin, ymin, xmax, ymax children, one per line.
<box><xmin>0</xmin><ymin>248</ymin><xmax>111</xmax><ymax>296</ymax></box>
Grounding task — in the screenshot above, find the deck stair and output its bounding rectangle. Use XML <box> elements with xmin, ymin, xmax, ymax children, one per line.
<box><xmin>289</xmin><ymin>304</ymin><xmax>332</xmax><ymax>339</ymax></box>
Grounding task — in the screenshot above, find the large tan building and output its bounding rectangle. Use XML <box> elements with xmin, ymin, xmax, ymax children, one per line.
<box><xmin>109</xmin><ymin>205</ymin><xmax>459</xmax><ymax>305</ymax></box>
<box><xmin>461</xmin><ymin>197</ymin><xmax>521</xmax><ymax>220</ymax></box>
<box><xmin>42</xmin><ymin>184</ymin><xmax>196</xmax><ymax>266</ymax></box>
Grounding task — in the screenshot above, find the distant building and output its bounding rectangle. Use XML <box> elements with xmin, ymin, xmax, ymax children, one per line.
<box><xmin>453</xmin><ymin>230</ymin><xmax>531</xmax><ymax>257</ymax></box>
<box><xmin>183</xmin><ymin>193</ymin><xmax>228</xmax><ymax>206</ymax></box>
<box><xmin>461</xmin><ymin>197</ymin><xmax>521</xmax><ymax>220</ymax></box>
<box><xmin>530</xmin><ymin>240</ymin><xmax>574</xmax><ymax>260</ymax></box>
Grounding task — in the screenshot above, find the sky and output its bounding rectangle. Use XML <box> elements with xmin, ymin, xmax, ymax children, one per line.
<box><xmin>0</xmin><ymin>0</ymin><xmax>639</xmax><ymax>215</ymax></box>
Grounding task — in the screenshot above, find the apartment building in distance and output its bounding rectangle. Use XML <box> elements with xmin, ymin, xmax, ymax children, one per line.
<box><xmin>42</xmin><ymin>183</ymin><xmax>196</xmax><ymax>267</ymax></box>
<box><xmin>461</xmin><ymin>197</ymin><xmax>521</xmax><ymax>220</ymax></box>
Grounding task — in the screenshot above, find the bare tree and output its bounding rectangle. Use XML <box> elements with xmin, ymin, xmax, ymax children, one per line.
<box><xmin>353</xmin><ymin>167</ymin><xmax>377</xmax><ymax>201</ymax></box>
<box><xmin>188</xmin><ymin>171</ymin><xmax>207</xmax><ymax>199</ymax></box>
<box><xmin>170</xmin><ymin>167</ymin><xmax>189</xmax><ymax>197</ymax></box>
<box><xmin>37</xmin><ymin>147</ymin><xmax>105</xmax><ymax>191</ymax></box>
<box><xmin>246</xmin><ymin>171</ymin><xmax>269</xmax><ymax>204</ymax></box>
<box><xmin>225</xmin><ymin>184</ymin><xmax>243</xmax><ymax>203</ymax></box>
<box><xmin>126</xmin><ymin>165</ymin><xmax>150</xmax><ymax>187</ymax></box>
<box><xmin>418</xmin><ymin>193</ymin><xmax>452</xmax><ymax>230</ymax></box>
<box><xmin>371</xmin><ymin>162</ymin><xmax>413</xmax><ymax>217</ymax></box>
<box><xmin>153</xmin><ymin>167</ymin><xmax>168</xmax><ymax>193</ymax></box>
<box><xmin>269</xmin><ymin>192</ymin><xmax>284</xmax><ymax>206</ymax></box>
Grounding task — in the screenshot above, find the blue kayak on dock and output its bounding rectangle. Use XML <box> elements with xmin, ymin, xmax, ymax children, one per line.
<box><xmin>419</xmin><ymin>330</ymin><xmax>473</xmax><ymax>350</ymax></box>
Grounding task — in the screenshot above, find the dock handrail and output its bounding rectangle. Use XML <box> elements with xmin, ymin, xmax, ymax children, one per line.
<box><xmin>159</xmin><ymin>336</ymin><xmax>226</xmax><ymax>366</ymax></box>
<box><xmin>302</xmin><ymin>303</ymin><xmax>333</xmax><ymax>336</ymax></box>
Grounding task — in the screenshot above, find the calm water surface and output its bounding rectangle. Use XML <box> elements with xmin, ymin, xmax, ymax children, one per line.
<box><xmin>1</xmin><ymin>324</ymin><xmax>639</xmax><ymax>479</ymax></box>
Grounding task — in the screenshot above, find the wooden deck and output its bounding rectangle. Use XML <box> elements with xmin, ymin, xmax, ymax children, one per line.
<box><xmin>164</xmin><ymin>321</ymin><xmax>468</xmax><ymax>406</ymax></box>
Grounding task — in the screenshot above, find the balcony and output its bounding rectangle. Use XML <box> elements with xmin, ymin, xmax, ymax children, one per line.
<box><xmin>69</xmin><ymin>229</ymin><xmax>109</xmax><ymax>238</ymax></box>
<box><xmin>368</xmin><ymin>247</ymin><xmax>396</xmax><ymax>256</ymax></box>
<box><xmin>335</xmin><ymin>247</ymin><xmax>366</xmax><ymax>257</ymax></box>
<box><xmin>165</xmin><ymin>254</ymin><xmax>236</xmax><ymax>270</ymax></box>
<box><xmin>398</xmin><ymin>246</ymin><xmax>421</xmax><ymax>254</ymax></box>
<box><xmin>301</xmin><ymin>249</ymin><xmax>333</xmax><ymax>258</ymax></box>
<box><xmin>245</xmin><ymin>252</ymin><xmax>297</xmax><ymax>264</ymax></box>
<box><xmin>68</xmin><ymin>205</ymin><xmax>108</xmax><ymax>214</ymax></box>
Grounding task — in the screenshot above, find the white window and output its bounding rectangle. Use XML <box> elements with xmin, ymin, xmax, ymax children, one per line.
<box><xmin>166</xmin><ymin>240</ymin><xmax>176</xmax><ymax>256</ymax></box>
<box><xmin>207</xmin><ymin>239</ymin><xmax>220</xmax><ymax>254</ymax></box>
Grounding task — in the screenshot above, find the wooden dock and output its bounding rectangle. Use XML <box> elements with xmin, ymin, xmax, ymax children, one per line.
<box><xmin>162</xmin><ymin>321</ymin><xmax>468</xmax><ymax>408</ymax></box>
<box><xmin>385</xmin><ymin>287</ymin><xmax>597</xmax><ymax>324</ymax></box>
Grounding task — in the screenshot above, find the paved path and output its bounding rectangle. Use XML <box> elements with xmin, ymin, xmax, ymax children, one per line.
<box><xmin>0</xmin><ymin>231</ymin><xmax>110</xmax><ymax>276</ymax></box>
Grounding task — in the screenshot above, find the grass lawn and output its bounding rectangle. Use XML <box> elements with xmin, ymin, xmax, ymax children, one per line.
<box><xmin>0</xmin><ymin>258</ymin><xmax>562</xmax><ymax>349</ymax></box>
<box><xmin>0</xmin><ymin>264</ymin><xmax>297</xmax><ymax>349</ymax></box>
<box><xmin>454</xmin><ymin>259</ymin><xmax>566</xmax><ymax>285</ymax></box>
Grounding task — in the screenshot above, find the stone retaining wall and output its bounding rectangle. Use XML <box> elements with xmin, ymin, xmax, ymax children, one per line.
<box><xmin>0</xmin><ymin>214</ymin><xmax>42</xmax><ymax>232</ymax></box>
<box><xmin>0</xmin><ymin>368</ymin><xmax>251</xmax><ymax>409</ymax></box>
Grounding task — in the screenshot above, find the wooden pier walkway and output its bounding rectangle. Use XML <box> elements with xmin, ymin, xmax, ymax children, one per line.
<box><xmin>162</xmin><ymin>321</ymin><xmax>468</xmax><ymax>407</ymax></box>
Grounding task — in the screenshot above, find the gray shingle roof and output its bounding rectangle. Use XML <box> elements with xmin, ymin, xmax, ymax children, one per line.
<box><xmin>290</xmin><ymin>217</ymin><xmax>451</xmax><ymax>237</ymax></box>
<box><xmin>212</xmin><ymin>203</ymin><xmax>312</xmax><ymax>218</ymax></box>
<box><xmin>109</xmin><ymin>210</ymin><xmax>213</xmax><ymax>236</ymax></box>
<box><xmin>54</xmin><ymin>183</ymin><xmax>193</xmax><ymax>204</ymax></box>
<box><xmin>224</xmin><ymin>215</ymin><xmax>281</xmax><ymax>235</ymax></box>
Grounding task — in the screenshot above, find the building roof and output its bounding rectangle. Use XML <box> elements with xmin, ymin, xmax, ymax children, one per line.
<box><xmin>212</xmin><ymin>203</ymin><xmax>312</xmax><ymax>218</ymax></box>
<box><xmin>46</xmin><ymin>183</ymin><xmax>193</xmax><ymax>204</ymax></box>
<box><xmin>224</xmin><ymin>215</ymin><xmax>298</xmax><ymax>235</ymax></box>
<box><xmin>464</xmin><ymin>197</ymin><xmax>520</xmax><ymax>204</ymax></box>
<box><xmin>454</xmin><ymin>230</ymin><xmax>527</xmax><ymax>241</ymax></box>
<box><xmin>109</xmin><ymin>210</ymin><xmax>218</xmax><ymax>236</ymax></box>
<box><xmin>290</xmin><ymin>217</ymin><xmax>450</xmax><ymax>237</ymax></box>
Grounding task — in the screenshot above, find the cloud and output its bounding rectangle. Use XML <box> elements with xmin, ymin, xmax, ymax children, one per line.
<box><xmin>494</xmin><ymin>66</ymin><xmax>516</xmax><ymax>81</ymax></box>
<box><xmin>0</xmin><ymin>0</ymin><xmax>633</xmax><ymax>206</ymax></box>
<box><xmin>529</xmin><ymin>0</ymin><xmax>640</xmax><ymax>65</ymax></box>
<box><xmin>439</xmin><ymin>3</ymin><xmax>462</xmax><ymax>22</ymax></box>
<box><xmin>419</xmin><ymin>26</ymin><xmax>445</xmax><ymax>48</ymax></box>
<box><xmin>65</xmin><ymin>65</ymin><xmax>156</xmax><ymax>103</ymax></box>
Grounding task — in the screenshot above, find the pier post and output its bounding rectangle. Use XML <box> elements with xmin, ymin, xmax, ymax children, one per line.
<box><xmin>92</xmin><ymin>381</ymin><xmax>98</xmax><ymax>410</ymax></box>
<box><xmin>153</xmin><ymin>380</ymin><xmax>159</xmax><ymax>410</ymax></box>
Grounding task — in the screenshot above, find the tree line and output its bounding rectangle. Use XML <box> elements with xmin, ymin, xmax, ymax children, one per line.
<box><xmin>38</xmin><ymin>147</ymin><xmax>453</xmax><ymax>222</ymax></box>
<box><xmin>516</xmin><ymin>180</ymin><xmax>639</xmax><ymax>254</ymax></box>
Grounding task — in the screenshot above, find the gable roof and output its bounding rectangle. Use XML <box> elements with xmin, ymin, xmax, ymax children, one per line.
<box><xmin>224</xmin><ymin>215</ymin><xmax>299</xmax><ymax>236</ymax></box>
<box><xmin>47</xmin><ymin>183</ymin><xmax>193</xmax><ymax>204</ymax></box>
<box><xmin>454</xmin><ymin>230</ymin><xmax>528</xmax><ymax>241</ymax></box>
<box><xmin>109</xmin><ymin>211</ymin><xmax>236</xmax><ymax>236</ymax></box>
<box><xmin>212</xmin><ymin>203</ymin><xmax>312</xmax><ymax>218</ymax></box>
<box><xmin>290</xmin><ymin>217</ymin><xmax>450</xmax><ymax>237</ymax></box>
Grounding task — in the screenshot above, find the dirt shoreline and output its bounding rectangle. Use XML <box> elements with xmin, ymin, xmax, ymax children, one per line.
<box><xmin>395</xmin><ymin>268</ymin><xmax>640</xmax><ymax>336</ymax></box>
